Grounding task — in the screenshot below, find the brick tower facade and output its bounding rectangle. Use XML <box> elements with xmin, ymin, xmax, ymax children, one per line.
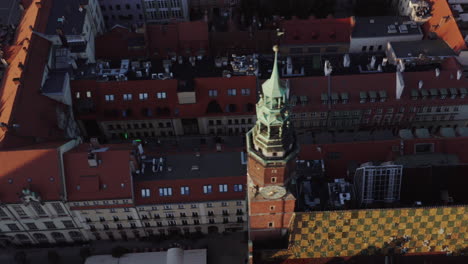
<box><xmin>246</xmin><ymin>46</ymin><xmax>299</xmax><ymax>242</ymax></box>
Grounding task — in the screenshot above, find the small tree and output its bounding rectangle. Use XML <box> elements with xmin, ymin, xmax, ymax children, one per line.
<box><xmin>14</xmin><ymin>251</ymin><xmax>26</xmax><ymax>264</ymax></box>
<box><xmin>47</xmin><ymin>250</ymin><xmax>60</xmax><ymax>264</ymax></box>
<box><xmin>111</xmin><ymin>246</ymin><xmax>128</xmax><ymax>258</ymax></box>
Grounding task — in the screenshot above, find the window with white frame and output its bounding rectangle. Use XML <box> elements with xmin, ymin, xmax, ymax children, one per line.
<box><xmin>233</xmin><ymin>184</ymin><xmax>243</xmax><ymax>192</ymax></box>
<box><xmin>227</xmin><ymin>89</ymin><xmax>236</xmax><ymax>96</ymax></box>
<box><xmin>209</xmin><ymin>89</ymin><xmax>218</xmax><ymax>97</ymax></box>
<box><xmin>241</xmin><ymin>89</ymin><xmax>250</xmax><ymax>95</ymax></box>
<box><xmin>157</xmin><ymin>92</ymin><xmax>167</xmax><ymax>99</ymax></box>
<box><xmin>123</xmin><ymin>94</ymin><xmax>132</xmax><ymax>100</ymax></box>
<box><xmin>139</xmin><ymin>93</ymin><xmax>148</xmax><ymax>100</ymax></box>
<box><xmin>163</xmin><ymin>205</ymin><xmax>172</xmax><ymax>210</ymax></box>
<box><xmin>51</xmin><ymin>203</ymin><xmax>66</xmax><ymax>216</ymax></box>
<box><xmin>141</xmin><ymin>189</ymin><xmax>151</xmax><ymax>197</ymax></box>
<box><xmin>181</xmin><ymin>186</ymin><xmax>189</xmax><ymax>195</ymax></box>
<box><xmin>86</xmin><ymin>91</ymin><xmax>92</xmax><ymax>98</ymax></box>
<box><xmin>12</xmin><ymin>205</ymin><xmax>27</xmax><ymax>217</ymax></box>
<box><xmin>159</xmin><ymin>187</ymin><xmax>173</xmax><ymax>196</ymax></box>
<box><xmin>219</xmin><ymin>184</ymin><xmax>228</xmax><ymax>192</ymax></box>
<box><xmin>31</xmin><ymin>202</ymin><xmax>47</xmax><ymax>217</ymax></box>
<box><xmin>203</xmin><ymin>185</ymin><xmax>212</xmax><ymax>194</ymax></box>
<box><xmin>105</xmin><ymin>94</ymin><xmax>115</xmax><ymax>101</ymax></box>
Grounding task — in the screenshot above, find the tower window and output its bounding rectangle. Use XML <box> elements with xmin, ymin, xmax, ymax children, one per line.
<box><xmin>270</xmin><ymin>206</ymin><xmax>275</xmax><ymax>211</ymax></box>
<box><xmin>271</xmin><ymin>177</ymin><xmax>277</xmax><ymax>183</ymax></box>
<box><xmin>268</xmin><ymin>222</ymin><xmax>274</xmax><ymax>228</ymax></box>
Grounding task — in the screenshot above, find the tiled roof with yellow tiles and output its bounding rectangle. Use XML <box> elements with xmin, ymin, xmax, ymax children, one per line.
<box><xmin>288</xmin><ymin>206</ymin><xmax>468</xmax><ymax>258</ymax></box>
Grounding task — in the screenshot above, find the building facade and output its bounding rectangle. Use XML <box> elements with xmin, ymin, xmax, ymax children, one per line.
<box><xmin>354</xmin><ymin>163</ymin><xmax>403</xmax><ymax>205</ymax></box>
<box><xmin>142</xmin><ymin>0</ymin><xmax>189</xmax><ymax>23</ymax></box>
<box><xmin>246</xmin><ymin>46</ymin><xmax>299</xmax><ymax>243</ymax></box>
<box><xmin>0</xmin><ymin>141</ymin><xmax>87</xmax><ymax>246</ymax></box>
<box><xmin>99</xmin><ymin>0</ymin><xmax>145</xmax><ymax>28</ymax></box>
<box><xmin>71</xmin><ymin>76</ymin><xmax>257</xmax><ymax>140</ymax></box>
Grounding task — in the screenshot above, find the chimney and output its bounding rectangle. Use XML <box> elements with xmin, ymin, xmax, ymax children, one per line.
<box><xmin>457</xmin><ymin>69</ymin><xmax>463</xmax><ymax>80</ymax></box>
<box><xmin>418</xmin><ymin>80</ymin><xmax>423</xmax><ymax>89</ymax></box>
<box><xmin>435</xmin><ymin>68</ymin><xmax>440</xmax><ymax>77</ymax></box>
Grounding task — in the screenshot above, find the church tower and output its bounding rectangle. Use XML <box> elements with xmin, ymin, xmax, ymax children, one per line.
<box><xmin>246</xmin><ymin>46</ymin><xmax>299</xmax><ymax>243</ymax></box>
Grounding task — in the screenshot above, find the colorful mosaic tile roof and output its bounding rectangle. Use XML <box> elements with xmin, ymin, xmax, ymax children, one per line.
<box><xmin>288</xmin><ymin>206</ymin><xmax>467</xmax><ymax>258</ymax></box>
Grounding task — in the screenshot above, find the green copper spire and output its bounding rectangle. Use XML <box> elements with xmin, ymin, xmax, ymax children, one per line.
<box><xmin>262</xmin><ymin>45</ymin><xmax>287</xmax><ymax>99</ymax></box>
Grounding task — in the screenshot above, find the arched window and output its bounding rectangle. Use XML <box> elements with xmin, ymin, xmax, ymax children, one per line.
<box><xmin>69</xmin><ymin>231</ymin><xmax>84</xmax><ymax>242</ymax></box>
<box><xmin>51</xmin><ymin>232</ymin><xmax>66</xmax><ymax>243</ymax></box>
<box><xmin>15</xmin><ymin>234</ymin><xmax>31</xmax><ymax>243</ymax></box>
<box><xmin>33</xmin><ymin>233</ymin><xmax>48</xmax><ymax>243</ymax></box>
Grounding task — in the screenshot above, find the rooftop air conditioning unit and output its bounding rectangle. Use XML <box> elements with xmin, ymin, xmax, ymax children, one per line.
<box><xmin>191</xmin><ymin>165</ymin><xmax>199</xmax><ymax>171</ymax></box>
<box><xmin>136</xmin><ymin>71</ymin><xmax>142</xmax><ymax>78</ymax></box>
<box><xmin>151</xmin><ymin>73</ymin><xmax>158</xmax><ymax>79</ymax></box>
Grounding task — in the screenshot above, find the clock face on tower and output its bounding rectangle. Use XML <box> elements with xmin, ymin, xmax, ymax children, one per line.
<box><xmin>259</xmin><ymin>185</ymin><xmax>287</xmax><ymax>200</ymax></box>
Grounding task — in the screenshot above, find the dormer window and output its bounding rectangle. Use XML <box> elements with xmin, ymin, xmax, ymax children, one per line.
<box><xmin>379</xmin><ymin>91</ymin><xmax>387</xmax><ymax>102</ymax></box>
<box><xmin>360</xmin><ymin>92</ymin><xmax>367</xmax><ymax>103</ymax></box>
<box><xmin>300</xmin><ymin>96</ymin><xmax>308</xmax><ymax>106</ymax></box>
<box><xmin>449</xmin><ymin>88</ymin><xmax>458</xmax><ymax>99</ymax></box>
<box><xmin>341</xmin><ymin>92</ymin><xmax>349</xmax><ymax>104</ymax></box>
<box><xmin>331</xmin><ymin>93</ymin><xmax>338</xmax><ymax>104</ymax></box>
<box><xmin>429</xmin><ymin>89</ymin><xmax>438</xmax><ymax>99</ymax></box>
<box><xmin>369</xmin><ymin>91</ymin><xmax>377</xmax><ymax>103</ymax></box>
<box><xmin>321</xmin><ymin>93</ymin><xmax>328</xmax><ymax>105</ymax></box>
<box><xmin>460</xmin><ymin>88</ymin><xmax>467</xmax><ymax>98</ymax></box>
<box><xmin>411</xmin><ymin>89</ymin><xmax>418</xmax><ymax>100</ymax></box>
<box><xmin>440</xmin><ymin>88</ymin><xmax>447</xmax><ymax>99</ymax></box>
<box><xmin>420</xmin><ymin>89</ymin><xmax>428</xmax><ymax>99</ymax></box>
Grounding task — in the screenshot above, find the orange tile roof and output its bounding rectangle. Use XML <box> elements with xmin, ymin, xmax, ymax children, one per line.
<box><xmin>0</xmin><ymin>142</ymin><xmax>65</xmax><ymax>203</ymax></box>
<box><xmin>0</xmin><ymin>0</ymin><xmax>65</xmax><ymax>149</ymax></box>
<box><xmin>422</xmin><ymin>0</ymin><xmax>466</xmax><ymax>52</ymax></box>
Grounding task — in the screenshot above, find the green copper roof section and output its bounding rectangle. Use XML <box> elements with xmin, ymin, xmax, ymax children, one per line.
<box><xmin>262</xmin><ymin>45</ymin><xmax>287</xmax><ymax>99</ymax></box>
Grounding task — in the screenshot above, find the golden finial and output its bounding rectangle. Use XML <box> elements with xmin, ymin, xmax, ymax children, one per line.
<box><xmin>273</xmin><ymin>45</ymin><xmax>279</xmax><ymax>53</ymax></box>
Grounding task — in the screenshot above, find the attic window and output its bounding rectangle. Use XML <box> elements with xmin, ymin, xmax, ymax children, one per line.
<box><xmin>300</xmin><ymin>96</ymin><xmax>308</xmax><ymax>106</ymax></box>
<box><xmin>290</xmin><ymin>95</ymin><xmax>298</xmax><ymax>106</ymax></box>
<box><xmin>379</xmin><ymin>91</ymin><xmax>387</xmax><ymax>102</ymax></box>
<box><xmin>459</xmin><ymin>88</ymin><xmax>467</xmax><ymax>98</ymax></box>
<box><xmin>369</xmin><ymin>91</ymin><xmax>377</xmax><ymax>102</ymax></box>
<box><xmin>440</xmin><ymin>88</ymin><xmax>448</xmax><ymax>99</ymax></box>
<box><xmin>331</xmin><ymin>93</ymin><xmax>339</xmax><ymax>104</ymax></box>
<box><xmin>341</xmin><ymin>92</ymin><xmax>349</xmax><ymax>104</ymax></box>
<box><xmin>359</xmin><ymin>92</ymin><xmax>367</xmax><ymax>103</ymax></box>
<box><xmin>449</xmin><ymin>88</ymin><xmax>458</xmax><ymax>99</ymax></box>
<box><xmin>321</xmin><ymin>93</ymin><xmax>328</xmax><ymax>104</ymax></box>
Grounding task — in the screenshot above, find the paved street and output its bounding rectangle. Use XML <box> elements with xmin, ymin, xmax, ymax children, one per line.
<box><xmin>0</xmin><ymin>232</ymin><xmax>247</xmax><ymax>264</ymax></box>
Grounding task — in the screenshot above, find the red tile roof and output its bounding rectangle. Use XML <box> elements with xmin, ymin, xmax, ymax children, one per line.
<box><xmin>64</xmin><ymin>143</ymin><xmax>136</xmax><ymax>201</ymax></box>
<box><xmin>0</xmin><ymin>0</ymin><xmax>65</xmax><ymax>149</ymax></box>
<box><xmin>95</xmin><ymin>26</ymin><xmax>146</xmax><ymax>60</ymax></box>
<box><xmin>146</xmin><ymin>21</ymin><xmax>209</xmax><ymax>58</ymax></box>
<box><xmin>0</xmin><ymin>142</ymin><xmax>65</xmax><ymax>203</ymax></box>
<box><xmin>279</xmin><ymin>17</ymin><xmax>353</xmax><ymax>45</ymax></box>
<box><xmin>71</xmin><ymin>76</ymin><xmax>257</xmax><ymax>121</ymax></box>
<box><xmin>134</xmin><ymin>176</ymin><xmax>246</xmax><ymax>205</ymax></box>
<box><xmin>422</xmin><ymin>0</ymin><xmax>466</xmax><ymax>52</ymax></box>
<box><xmin>289</xmin><ymin>66</ymin><xmax>468</xmax><ymax>114</ymax></box>
<box><xmin>299</xmin><ymin>136</ymin><xmax>468</xmax><ymax>179</ymax></box>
